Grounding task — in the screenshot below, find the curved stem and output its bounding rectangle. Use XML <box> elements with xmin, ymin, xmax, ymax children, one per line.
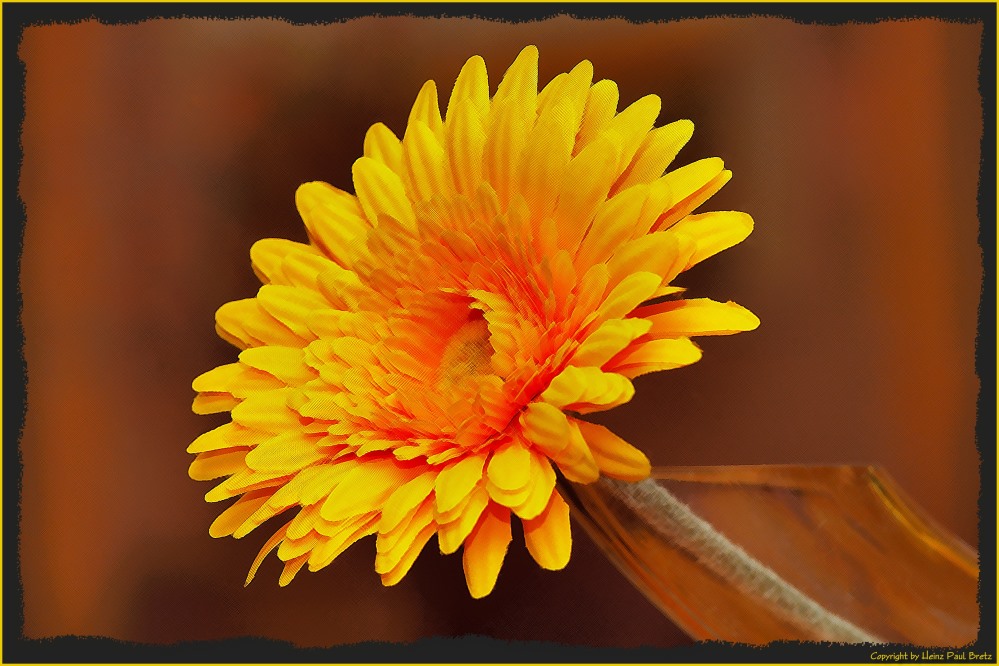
<box><xmin>600</xmin><ymin>477</ymin><xmax>884</xmax><ymax>643</ymax></box>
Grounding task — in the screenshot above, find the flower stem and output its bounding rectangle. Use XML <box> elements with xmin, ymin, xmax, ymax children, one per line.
<box><xmin>601</xmin><ymin>477</ymin><xmax>884</xmax><ymax>643</ymax></box>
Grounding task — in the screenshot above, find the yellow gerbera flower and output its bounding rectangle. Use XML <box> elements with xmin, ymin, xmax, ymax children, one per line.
<box><xmin>189</xmin><ymin>45</ymin><xmax>759</xmax><ymax>598</ymax></box>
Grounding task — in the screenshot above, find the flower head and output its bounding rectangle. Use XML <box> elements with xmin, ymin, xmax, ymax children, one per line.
<box><xmin>190</xmin><ymin>46</ymin><xmax>758</xmax><ymax>597</ymax></box>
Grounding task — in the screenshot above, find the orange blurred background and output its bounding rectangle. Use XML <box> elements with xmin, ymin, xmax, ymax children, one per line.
<box><xmin>16</xmin><ymin>14</ymin><xmax>985</xmax><ymax>650</ymax></box>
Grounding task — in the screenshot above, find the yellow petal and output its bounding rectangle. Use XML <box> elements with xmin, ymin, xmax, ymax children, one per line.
<box><xmin>249</xmin><ymin>238</ymin><xmax>310</xmax><ymax>284</ymax></box>
<box><xmin>192</xmin><ymin>363</ymin><xmax>283</xmax><ymax>397</ymax></box>
<box><xmin>571</xmin><ymin>318</ymin><xmax>651</xmax><ymax>368</ymax></box>
<box><xmin>191</xmin><ymin>392</ymin><xmax>238</xmax><ymax>415</ymax></box>
<box><xmin>216</xmin><ymin>298</ymin><xmax>302</xmax><ymax>348</ymax></box>
<box><xmin>351</xmin><ymin>156</ymin><xmax>416</xmax><ymax>229</ymax></box>
<box><xmin>375</xmin><ymin>499</ymin><xmax>434</xmax><ymax>571</ymax></box>
<box><xmin>462</xmin><ymin>503</ymin><xmax>512</xmax><ymax>598</ymax></box>
<box><xmin>188</xmin><ymin>423</ymin><xmax>254</xmax><ymax>454</ymax></box>
<box><xmin>570</xmin><ymin>263</ymin><xmax>610</xmax><ymax>324</ymax></box>
<box><xmin>298</xmin><ymin>463</ymin><xmax>353</xmax><ymax>505</ymax></box>
<box><xmin>237</xmin><ymin>346</ymin><xmax>315</xmax><ymax>386</ymax></box>
<box><xmin>256</xmin><ymin>284</ymin><xmax>327</xmax><ymax>341</ymax></box>
<box><xmin>492</xmin><ymin>45</ymin><xmax>538</xmax><ymax>113</ymax></box>
<box><xmin>278</xmin><ymin>532</ymin><xmax>320</xmax><ymax>561</ymax></box>
<box><xmin>613</xmin><ymin>119</ymin><xmax>695</xmax><ymax>192</ymax></box>
<box><xmin>446</xmin><ymin>54</ymin><xmax>489</xmax><ymax>123</ymax></box>
<box><xmin>406</xmin><ymin>79</ymin><xmax>444</xmax><ymax>142</ymax></box>
<box><xmin>230</xmin><ymin>389</ymin><xmax>299</xmax><ymax>433</ymax></box>
<box><xmin>319</xmin><ymin>458</ymin><xmax>412</xmax><ymax>521</ymax></box>
<box><xmin>576</xmin><ymin>79</ymin><xmax>618</xmax><ymax>153</ymax></box>
<box><xmin>510</xmin><ymin>451</ymin><xmax>556</xmax><ymax>520</ymax></box>
<box><xmin>209</xmin><ymin>490</ymin><xmax>271</xmax><ymax>538</ymax></box>
<box><xmin>380</xmin><ymin>471</ymin><xmax>437</xmax><ymax>534</ymax></box>
<box><xmin>609</xmin><ymin>337</ymin><xmax>703</xmax><ymax>379</ymax></box>
<box><xmin>485</xmin><ymin>480</ymin><xmax>532</xmax><ymax>510</ymax></box>
<box><xmin>655</xmin><ymin>170</ymin><xmax>732</xmax><ymax>231</ymax></box>
<box><xmin>307</xmin><ymin>516</ymin><xmax>379</xmax><ymax>572</ymax></box>
<box><xmin>554</xmin><ymin>136</ymin><xmax>621</xmax><ymax>252</ymax></box>
<box><xmin>598</xmin><ymin>271</ymin><xmax>661</xmax><ymax>320</ymax></box>
<box><xmin>518</xmin><ymin>401</ymin><xmax>571</xmax><ymax>459</ymax></box>
<box><xmin>536</xmin><ymin>59</ymin><xmax>591</xmax><ymax>136</ymax></box>
<box><xmin>573</xmin><ymin>419</ymin><xmax>651</xmax><ymax>481</ymax></box>
<box><xmin>445</xmin><ymin>97</ymin><xmax>487</xmax><ymax>196</ymax></box>
<box><xmin>435</xmin><ymin>453</ymin><xmax>487</xmax><ymax>514</ymax></box>
<box><xmin>523</xmin><ymin>491</ymin><xmax>571</xmax><ymax>570</ymax></box>
<box><xmin>380</xmin><ymin>523</ymin><xmax>436</xmax><ymax>587</ymax></box>
<box><xmin>278</xmin><ymin>553</ymin><xmax>310</xmax><ymax>586</ymax></box>
<box><xmin>245</xmin><ymin>521</ymin><xmax>290</xmax><ymax>586</ymax></box>
<box><xmin>285</xmin><ymin>503</ymin><xmax>321</xmax><ymax>540</ymax></box>
<box><xmin>605</xmin><ymin>232</ymin><xmax>694</xmax><ymax>289</ymax></box>
<box><xmin>517</xmin><ymin>98</ymin><xmax>574</xmax><ymax>220</ymax></box>
<box><xmin>574</xmin><ymin>184</ymin><xmax>649</xmax><ymax>270</ymax></box>
<box><xmin>403</xmin><ymin>120</ymin><xmax>450</xmax><ymax>202</ymax></box>
<box><xmin>294</xmin><ymin>181</ymin><xmax>369</xmax><ymax>267</ymax></box>
<box><xmin>520</xmin><ymin>402</ymin><xmax>599</xmax><ymax>483</ymax></box>
<box><xmin>485</xmin><ymin>438</ymin><xmax>532</xmax><ymax>492</ymax></box>
<box><xmin>363</xmin><ymin>122</ymin><xmax>404</xmax><ymax>174</ymax></box>
<box><xmin>189</xmin><ymin>449</ymin><xmax>248</xmax><ymax>481</ymax></box>
<box><xmin>600</xmin><ymin>93</ymin><xmax>661</xmax><ymax>174</ymax></box>
<box><xmin>244</xmin><ymin>431</ymin><xmax>325</xmax><ymax>473</ymax></box>
<box><xmin>437</xmin><ymin>485</ymin><xmax>489</xmax><ymax>555</ymax></box>
<box><xmin>666</xmin><ymin>210</ymin><xmax>754</xmax><ymax>268</ymax></box>
<box><xmin>637</xmin><ymin>298</ymin><xmax>760</xmax><ymax>337</ymax></box>
<box><xmin>540</xmin><ymin>365</ymin><xmax>634</xmax><ymax>413</ymax></box>
<box><xmin>554</xmin><ymin>421</ymin><xmax>600</xmax><ymax>484</ymax></box>
<box><xmin>483</xmin><ymin>96</ymin><xmax>529</xmax><ymax>207</ymax></box>
<box><xmin>658</xmin><ymin>157</ymin><xmax>724</xmax><ymax>209</ymax></box>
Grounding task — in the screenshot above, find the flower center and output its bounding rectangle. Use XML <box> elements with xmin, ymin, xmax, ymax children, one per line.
<box><xmin>437</xmin><ymin>310</ymin><xmax>493</xmax><ymax>387</ymax></box>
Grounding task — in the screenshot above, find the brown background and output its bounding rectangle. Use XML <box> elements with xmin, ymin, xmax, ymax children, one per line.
<box><xmin>17</xmin><ymin>14</ymin><xmax>984</xmax><ymax>649</ymax></box>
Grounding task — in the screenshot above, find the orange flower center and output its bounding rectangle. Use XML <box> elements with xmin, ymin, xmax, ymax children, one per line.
<box><xmin>437</xmin><ymin>310</ymin><xmax>493</xmax><ymax>388</ymax></box>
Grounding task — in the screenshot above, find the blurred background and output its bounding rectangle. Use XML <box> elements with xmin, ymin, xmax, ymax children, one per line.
<box><xmin>17</xmin><ymin>14</ymin><xmax>984</xmax><ymax>650</ymax></box>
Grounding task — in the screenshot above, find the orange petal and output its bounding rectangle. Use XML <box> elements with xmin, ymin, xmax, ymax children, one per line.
<box><xmin>523</xmin><ymin>491</ymin><xmax>572</xmax><ymax>570</ymax></box>
<box><xmin>462</xmin><ymin>503</ymin><xmax>512</xmax><ymax>598</ymax></box>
